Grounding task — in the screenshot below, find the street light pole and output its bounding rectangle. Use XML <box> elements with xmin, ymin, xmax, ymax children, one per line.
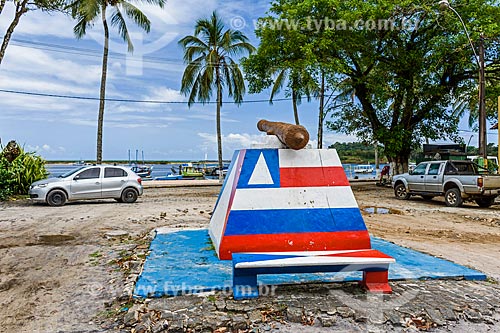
<box><xmin>478</xmin><ymin>35</ymin><xmax>487</xmax><ymax>160</ymax></box>
<box><xmin>439</xmin><ymin>0</ymin><xmax>487</xmax><ymax>162</ymax></box>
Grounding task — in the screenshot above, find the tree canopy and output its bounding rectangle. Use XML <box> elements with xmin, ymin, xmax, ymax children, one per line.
<box><xmin>248</xmin><ymin>0</ymin><xmax>500</xmax><ymax>173</ymax></box>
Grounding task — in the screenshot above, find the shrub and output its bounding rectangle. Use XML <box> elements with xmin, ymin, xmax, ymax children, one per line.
<box><xmin>0</xmin><ymin>141</ymin><xmax>48</xmax><ymax>200</ymax></box>
<box><xmin>0</xmin><ymin>157</ymin><xmax>14</xmax><ymax>201</ymax></box>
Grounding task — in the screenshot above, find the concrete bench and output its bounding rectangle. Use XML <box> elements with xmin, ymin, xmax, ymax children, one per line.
<box><xmin>232</xmin><ymin>249</ymin><xmax>395</xmax><ymax>300</ymax></box>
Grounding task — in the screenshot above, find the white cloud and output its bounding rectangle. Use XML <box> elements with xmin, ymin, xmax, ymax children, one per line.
<box><xmin>25</xmin><ymin>144</ymin><xmax>66</xmax><ymax>154</ymax></box>
<box><xmin>3</xmin><ymin>45</ymin><xmax>102</xmax><ymax>84</ymax></box>
<box><xmin>146</xmin><ymin>86</ymin><xmax>185</xmax><ymax>102</ymax></box>
<box><xmin>0</xmin><ymin>6</ymin><xmax>76</xmax><ymax>39</ymax></box>
<box><xmin>198</xmin><ymin>132</ymin><xmax>267</xmax><ymax>156</ymax></box>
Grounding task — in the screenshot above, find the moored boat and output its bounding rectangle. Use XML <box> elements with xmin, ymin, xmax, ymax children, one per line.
<box><xmin>130</xmin><ymin>164</ymin><xmax>153</xmax><ymax>178</ymax></box>
<box><xmin>154</xmin><ymin>173</ymin><xmax>183</xmax><ymax>180</ymax></box>
<box><xmin>353</xmin><ymin>164</ymin><xmax>374</xmax><ymax>174</ymax></box>
<box><xmin>180</xmin><ymin>163</ymin><xmax>204</xmax><ymax>177</ymax></box>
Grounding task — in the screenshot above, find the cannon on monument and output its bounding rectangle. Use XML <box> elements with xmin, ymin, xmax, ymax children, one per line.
<box><xmin>257</xmin><ymin>119</ymin><xmax>310</xmax><ymax>150</ymax></box>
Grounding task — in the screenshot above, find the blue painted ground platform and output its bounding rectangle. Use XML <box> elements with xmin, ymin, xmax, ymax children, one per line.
<box><xmin>134</xmin><ymin>229</ymin><xmax>486</xmax><ymax>298</ymax></box>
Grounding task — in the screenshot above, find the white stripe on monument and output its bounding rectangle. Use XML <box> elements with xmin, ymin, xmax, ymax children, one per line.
<box><xmin>279</xmin><ymin>149</ymin><xmax>342</xmax><ymax>168</ymax></box>
<box><xmin>208</xmin><ymin>154</ymin><xmax>240</xmax><ymax>248</ymax></box>
<box><xmin>235</xmin><ymin>256</ymin><xmax>395</xmax><ymax>269</ymax></box>
<box><xmin>231</xmin><ymin>186</ymin><xmax>358</xmax><ymax>211</ymax></box>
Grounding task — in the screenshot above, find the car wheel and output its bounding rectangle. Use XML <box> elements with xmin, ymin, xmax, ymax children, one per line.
<box><xmin>421</xmin><ymin>195</ymin><xmax>434</xmax><ymax>201</ymax></box>
<box><xmin>444</xmin><ymin>188</ymin><xmax>462</xmax><ymax>207</ymax></box>
<box><xmin>121</xmin><ymin>188</ymin><xmax>138</xmax><ymax>203</ymax></box>
<box><xmin>394</xmin><ymin>183</ymin><xmax>410</xmax><ymax>200</ymax></box>
<box><xmin>47</xmin><ymin>189</ymin><xmax>67</xmax><ymax>207</ymax></box>
<box><xmin>475</xmin><ymin>197</ymin><xmax>495</xmax><ymax>208</ymax></box>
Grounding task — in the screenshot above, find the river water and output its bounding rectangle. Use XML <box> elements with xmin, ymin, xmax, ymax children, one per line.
<box><xmin>46</xmin><ymin>163</ymin><xmax>388</xmax><ymax>181</ymax></box>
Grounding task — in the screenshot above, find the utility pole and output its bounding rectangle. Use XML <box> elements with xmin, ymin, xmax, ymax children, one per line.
<box><xmin>479</xmin><ymin>34</ymin><xmax>487</xmax><ymax>161</ymax></box>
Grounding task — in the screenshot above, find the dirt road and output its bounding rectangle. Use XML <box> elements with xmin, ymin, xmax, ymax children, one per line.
<box><xmin>0</xmin><ymin>183</ymin><xmax>499</xmax><ymax>332</ymax></box>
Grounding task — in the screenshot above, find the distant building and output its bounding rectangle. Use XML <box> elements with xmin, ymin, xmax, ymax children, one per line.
<box><xmin>416</xmin><ymin>144</ymin><xmax>467</xmax><ymax>163</ymax></box>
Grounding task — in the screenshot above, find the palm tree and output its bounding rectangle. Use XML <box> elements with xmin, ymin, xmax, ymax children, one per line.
<box><xmin>179</xmin><ymin>11</ymin><xmax>255</xmax><ymax>181</ymax></box>
<box><xmin>69</xmin><ymin>0</ymin><xmax>165</xmax><ymax>163</ymax></box>
<box><xmin>269</xmin><ymin>68</ymin><xmax>318</xmax><ymax>125</ymax></box>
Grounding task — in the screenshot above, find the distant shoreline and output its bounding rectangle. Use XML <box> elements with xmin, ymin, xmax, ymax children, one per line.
<box><xmin>45</xmin><ymin>160</ymin><xmax>231</xmax><ymax>165</ymax></box>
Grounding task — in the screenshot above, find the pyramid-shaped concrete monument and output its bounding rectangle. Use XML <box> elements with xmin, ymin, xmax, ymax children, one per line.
<box><xmin>209</xmin><ymin>120</ymin><xmax>395</xmax><ymax>298</ymax></box>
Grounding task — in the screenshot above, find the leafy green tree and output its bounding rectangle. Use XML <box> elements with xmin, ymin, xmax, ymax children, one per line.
<box><xmin>254</xmin><ymin>0</ymin><xmax>500</xmax><ymax>173</ymax></box>
<box><xmin>244</xmin><ymin>2</ymin><xmax>350</xmax><ymax>148</ymax></box>
<box><xmin>0</xmin><ymin>0</ymin><xmax>64</xmax><ymax>66</ymax></box>
<box><xmin>179</xmin><ymin>11</ymin><xmax>255</xmax><ymax>181</ymax></box>
<box><xmin>329</xmin><ymin>141</ymin><xmax>386</xmax><ymax>164</ymax></box>
<box><xmin>69</xmin><ymin>0</ymin><xmax>165</xmax><ymax>163</ymax></box>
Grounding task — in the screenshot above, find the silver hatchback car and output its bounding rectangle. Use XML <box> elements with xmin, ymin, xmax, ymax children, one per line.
<box><xmin>29</xmin><ymin>165</ymin><xmax>144</xmax><ymax>206</ymax></box>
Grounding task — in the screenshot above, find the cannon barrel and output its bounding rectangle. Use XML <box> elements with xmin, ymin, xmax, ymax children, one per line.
<box><xmin>257</xmin><ymin>120</ymin><xmax>310</xmax><ymax>150</ymax></box>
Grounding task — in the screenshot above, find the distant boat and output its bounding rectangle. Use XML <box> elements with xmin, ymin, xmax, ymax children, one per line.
<box><xmin>73</xmin><ymin>160</ymin><xmax>87</xmax><ymax>166</ymax></box>
<box><xmin>205</xmin><ymin>166</ymin><xmax>228</xmax><ymax>178</ymax></box>
<box><xmin>128</xmin><ymin>149</ymin><xmax>152</xmax><ymax>178</ymax></box>
<box><xmin>353</xmin><ymin>164</ymin><xmax>374</xmax><ymax>174</ymax></box>
<box><xmin>154</xmin><ymin>173</ymin><xmax>183</xmax><ymax>180</ymax></box>
<box><xmin>180</xmin><ymin>163</ymin><xmax>204</xmax><ymax>178</ymax></box>
<box><xmin>130</xmin><ymin>164</ymin><xmax>152</xmax><ymax>178</ymax></box>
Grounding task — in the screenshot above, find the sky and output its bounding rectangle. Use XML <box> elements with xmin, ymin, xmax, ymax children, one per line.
<box><xmin>0</xmin><ymin>0</ymin><xmax>498</xmax><ymax>161</ymax></box>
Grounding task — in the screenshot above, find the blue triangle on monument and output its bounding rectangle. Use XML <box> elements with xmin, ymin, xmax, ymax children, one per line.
<box><xmin>237</xmin><ymin>149</ymin><xmax>280</xmax><ymax>189</ymax></box>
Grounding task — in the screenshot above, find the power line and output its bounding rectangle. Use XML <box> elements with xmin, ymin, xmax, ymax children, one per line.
<box><xmin>459</xmin><ymin>128</ymin><xmax>498</xmax><ymax>136</ymax></box>
<box><xmin>0</xmin><ymin>88</ymin><xmax>297</xmax><ymax>104</ymax></box>
<box><xmin>11</xmin><ymin>38</ymin><xmax>183</xmax><ymax>65</ymax></box>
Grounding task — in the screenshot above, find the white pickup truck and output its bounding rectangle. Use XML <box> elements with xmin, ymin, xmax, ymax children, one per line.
<box><xmin>392</xmin><ymin>160</ymin><xmax>500</xmax><ymax>207</ymax></box>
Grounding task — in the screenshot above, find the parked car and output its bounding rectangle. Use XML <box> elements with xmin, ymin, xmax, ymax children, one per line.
<box><xmin>29</xmin><ymin>165</ymin><xmax>143</xmax><ymax>206</ymax></box>
<box><xmin>392</xmin><ymin>160</ymin><xmax>500</xmax><ymax>207</ymax></box>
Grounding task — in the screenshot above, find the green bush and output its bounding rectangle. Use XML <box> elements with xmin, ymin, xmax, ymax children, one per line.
<box><xmin>0</xmin><ymin>158</ymin><xmax>14</xmax><ymax>201</ymax></box>
<box><xmin>0</xmin><ymin>142</ymin><xmax>48</xmax><ymax>200</ymax></box>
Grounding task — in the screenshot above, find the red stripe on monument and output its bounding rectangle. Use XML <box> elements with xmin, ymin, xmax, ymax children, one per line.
<box><xmin>218</xmin><ymin>230</ymin><xmax>371</xmax><ymax>260</ymax></box>
<box><xmin>280</xmin><ymin>167</ymin><xmax>350</xmax><ymax>187</ymax></box>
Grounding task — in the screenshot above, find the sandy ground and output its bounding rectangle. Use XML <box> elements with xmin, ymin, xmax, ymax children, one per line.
<box><xmin>0</xmin><ymin>182</ymin><xmax>499</xmax><ymax>332</ymax></box>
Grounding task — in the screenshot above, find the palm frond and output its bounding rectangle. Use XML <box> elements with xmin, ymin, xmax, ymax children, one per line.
<box><xmin>73</xmin><ymin>15</ymin><xmax>91</xmax><ymax>38</ymax></box>
<box><xmin>179</xmin><ymin>35</ymin><xmax>208</xmax><ymax>49</ymax></box>
<box><xmin>270</xmin><ymin>69</ymin><xmax>287</xmax><ymax>104</ymax></box>
<box><xmin>110</xmin><ymin>7</ymin><xmax>133</xmax><ymax>52</ymax></box>
<box><xmin>188</xmin><ymin>73</ymin><xmax>201</xmax><ymax>106</ymax></box>
<box><xmin>180</xmin><ymin>56</ymin><xmax>204</xmax><ymax>95</ymax></box>
<box><xmin>133</xmin><ymin>0</ymin><xmax>165</xmax><ymax>8</ymax></box>
<box><xmin>183</xmin><ymin>46</ymin><xmax>207</xmax><ymax>62</ymax></box>
<box><xmin>121</xmin><ymin>1</ymin><xmax>151</xmax><ymax>33</ymax></box>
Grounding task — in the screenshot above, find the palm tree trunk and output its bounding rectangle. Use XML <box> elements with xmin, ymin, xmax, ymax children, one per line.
<box><xmin>292</xmin><ymin>88</ymin><xmax>300</xmax><ymax>125</ymax></box>
<box><xmin>0</xmin><ymin>0</ymin><xmax>28</xmax><ymax>66</ymax></box>
<box><xmin>317</xmin><ymin>70</ymin><xmax>325</xmax><ymax>149</ymax></box>
<box><xmin>216</xmin><ymin>69</ymin><xmax>223</xmax><ymax>183</ymax></box>
<box><xmin>96</xmin><ymin>4</ymin><xmax>109</xmax><ymax>164</ymax></box>
<box><xmin>0</xmin><ymin>0</ymin><xmax>7</xmax><ymax>15</ymax></box>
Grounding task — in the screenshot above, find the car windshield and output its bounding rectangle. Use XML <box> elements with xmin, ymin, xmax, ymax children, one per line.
<box><xmin>58</xmin><ymin>166</ymin><xmax>86</xmax><ymax>178</ymax></box>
